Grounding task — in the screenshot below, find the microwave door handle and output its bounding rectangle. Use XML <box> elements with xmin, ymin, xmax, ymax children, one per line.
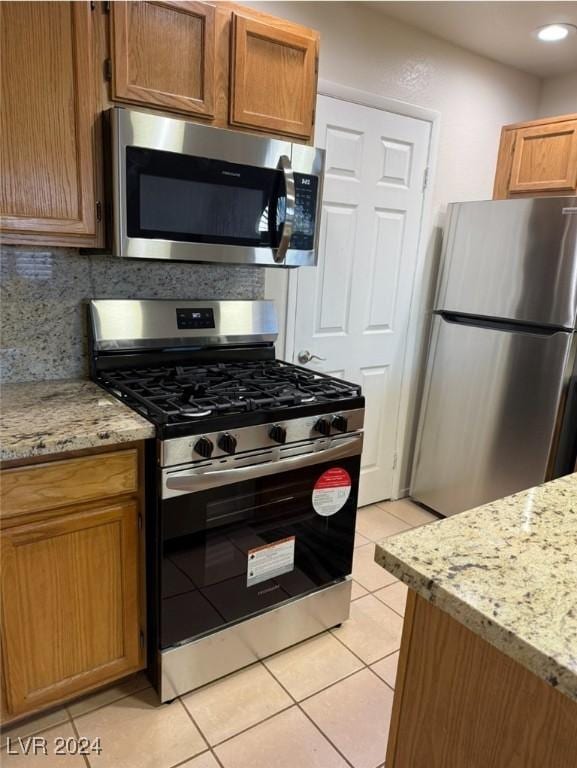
<box><xmin>164</xmin><ymin>435</ymin><xmax>363</xmax><ymax>496</ymax></box>
<box><xmin>272</xmin><ymin>155</ymin><xmax>296</xmax><ymax>264</ymax></box>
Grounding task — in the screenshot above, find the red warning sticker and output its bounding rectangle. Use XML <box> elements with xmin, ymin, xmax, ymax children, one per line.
<box><xmin>312</xmin><ymin>467</ymin><xmax>352</xmax><ymax>517</ymax></box>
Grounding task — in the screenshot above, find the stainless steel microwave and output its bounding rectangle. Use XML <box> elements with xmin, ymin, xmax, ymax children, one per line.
<box><xmin>109</xmin><ymin>107</ymin><xmax>325</xmax><ymax>267</ymax></box>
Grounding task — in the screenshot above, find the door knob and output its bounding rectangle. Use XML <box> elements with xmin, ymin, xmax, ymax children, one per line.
<box><xmin>298</xmin><ymin>350</ymin><xmax>326</xmax><ymax>364</ymax></box>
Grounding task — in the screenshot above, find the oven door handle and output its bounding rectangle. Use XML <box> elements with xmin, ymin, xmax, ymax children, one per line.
<box><xmin>164</xmin><ymin>435</ymin><xmax>363</xmax><ymax>496</ymax></box>
<box><xmin>272</xmin><ymin>155</ymin><xmax>295</xmax><ymax>265</ymax></box>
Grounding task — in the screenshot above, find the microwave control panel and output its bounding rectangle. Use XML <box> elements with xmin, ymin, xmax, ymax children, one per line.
<box><xmin>290</xmin><ymin>173</ymin><xmax>319</xmax><ymax>251</ymax></box>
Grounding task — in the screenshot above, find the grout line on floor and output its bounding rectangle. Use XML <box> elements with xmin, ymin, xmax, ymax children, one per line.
<box><xmin>365</xmin><ymin>663</ymin><xmax>396</xmax><ymax>694</ymax></box>
<box><xmin>295</xmin><ymin>699</ymin><xmax>357</xmax><ymax>768</ymax></box>
<box><xmin>202</xmin><ymin>696</ymin><xmax>296</xmax><ymax>750</ymax></box>
<box><xmin>67</xmin><ymin>680</ymin><xmax>152</xmax><ymax>724</ymax></box>
<box><xmin>168</xmin><ymin>747</ymin><xmax>223</xmax><ymax>768</ymax></box>
<box><xmin>67</xmin><ymin>712</ymin><xmax>91</xmax><ymax>768</ymax></box>
<box><xmin>1</xmin><ymin>705</ymin><xmax>74</xmax><ymax>752</ymax></box>
<box><xmin>177</xmin><ymin>696</ymin><xmax>212</xmax><ymax>752</ymax></box>
<box><xmin>263</xmin><ymin>647</ymin><xmax>388</xmax><ymax>767</ymax></box>
<box><xmin>205</xmin><ymin>660</ymin><xmax>355</xmax><ymax>766</ymax></box>
<box><xmin>367</xmin><ymin>647</ymin><xmax>401</xmax><ymax>666</ymax></box>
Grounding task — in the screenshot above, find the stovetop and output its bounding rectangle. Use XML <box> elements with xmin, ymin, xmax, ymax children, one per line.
<box><xmin>97</xmin><ymin>359</ymin><xmax>363</xmax><ymax>439</ymax></box>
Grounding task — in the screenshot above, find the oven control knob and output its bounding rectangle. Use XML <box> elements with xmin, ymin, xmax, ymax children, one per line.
<box><xmin>269</xmin><ymin>424</ymin><xmax>287</xmax><ymax>444</ymax></box>
<box><xmin>332</xmin><ymin>415</ymin><xmax>348</xmax><ymax>433</ymax></box>
<box><xmin>218</xmin><ymin>433</ymin><xmax>237</xmax><ymax>455</ymax></box>
<box><xmin>194</xmin><ymin>436</ymin><xmax>214</xmax><ymax>459</ymax></box>
<box><xmin>314</xmin><ymin>418</ymin><xmax>332</xmax><ymax>436</ymax></box>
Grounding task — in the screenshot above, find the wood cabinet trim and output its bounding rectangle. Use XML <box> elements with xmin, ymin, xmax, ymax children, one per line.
<box><xmin>0</xmin><ymin>2</ymin><xmax>98</xmax><ymax>239</ymax></box>
<box><xmin>385</xmin><ymin>589</ymin><xmax>417</xmax><ymax>767</ymax></box>
<box><xmin>111</xmin><ymin>0</ymin><xmax>216</xmax><ymax>118</ymax></box>
<box><xmin>230</xmin><ymin>11</ymin><xmax>318</xmax><ymax>139</ymax></box>
<box><xmin>500</xmin><ymin>112</ymin><xmax>577</xmax><ymax>132</ymax></box>
<box><xmin>0</xmin><ymin>449</ymin><xmax>139</xmax><ymax>522</ymax></box>
<box><xmin>1</xmin><ymin>500</ymin><xmax>141</xmax><ymax>716</ymax></box>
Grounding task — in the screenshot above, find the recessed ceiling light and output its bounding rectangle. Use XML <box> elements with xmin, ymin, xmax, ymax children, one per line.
<box><xmin>535</xmin><ymin>23</ymin><xmax>575</xmax><ymax>42</ymax></box>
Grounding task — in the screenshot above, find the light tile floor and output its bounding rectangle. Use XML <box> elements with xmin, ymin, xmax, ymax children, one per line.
<box><xmin>1</xmin><ymin>500</ymin><xmax>437</xmax><ymax>768</ymax></box>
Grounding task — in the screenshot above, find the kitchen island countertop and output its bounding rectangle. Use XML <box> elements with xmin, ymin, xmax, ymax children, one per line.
<box><xmin>375</xmin><ymin>474</ymin><xmax>577</xmax><ymax>702</ymax></box>
<box><xmin>1</xmin><ymin>379</ymin><xmax>155</xmax><ymax>463</ymax></box>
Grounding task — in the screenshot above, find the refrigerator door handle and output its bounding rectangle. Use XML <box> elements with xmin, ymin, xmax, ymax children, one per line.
<box><xmin>439</xmin><ymin>312</ymin><xmax>568</xmax><ymax>336</ymax></box>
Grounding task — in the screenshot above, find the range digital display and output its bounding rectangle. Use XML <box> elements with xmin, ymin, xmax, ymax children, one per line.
<box><xmin>176</xmin><ymin>308</ymin><xmax>215</xmax><ymax>330</ymax></box>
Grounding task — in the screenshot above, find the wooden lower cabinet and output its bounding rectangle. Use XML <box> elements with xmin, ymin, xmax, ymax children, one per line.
<box><xmin>0</xmin><ymin>447</ymin><xmax>145</xmax><ymax>723</ymax></box>
<box><xmin>387</xmin><ymin>592</ymin><xmax>577</xmax><ymax>767</ymax></box>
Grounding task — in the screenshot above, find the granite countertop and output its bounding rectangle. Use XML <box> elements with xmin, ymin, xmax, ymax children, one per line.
<box><xmin>0</xmin><ymin>379</ymin><xmax>155</xmax><ymax>463</ymax></box>
<box><xmin>375</xmin><ymin>474</ymin><xmax>577</xmax><ymax>702</ymax></box>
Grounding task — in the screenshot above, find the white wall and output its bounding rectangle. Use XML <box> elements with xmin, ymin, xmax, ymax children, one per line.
<box><xmin>250</xmin><ymin>1</ymin><xmax>541</xmax><ymax>494</ymax></box>
<box><xmin>537</xmin><ymin>71</ymin><xmax>577</xmax><ymax>117</ymax></box>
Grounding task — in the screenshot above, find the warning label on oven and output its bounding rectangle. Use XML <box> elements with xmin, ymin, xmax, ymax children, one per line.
<box><xmin>247</xmin><ymin>536</ymin><xmax>296</xmax><ymax>587</ymax></box>
<box><xmin>312</xmin><ymin>467</ymin><xmax>352</xmax><ymax>517</ymax></box>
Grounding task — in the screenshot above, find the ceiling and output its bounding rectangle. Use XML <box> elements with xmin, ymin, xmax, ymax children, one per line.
<box><xmin>366</xmin><ymin>2</ymin><xmax>577</xmax><ymax>78</ymax></box>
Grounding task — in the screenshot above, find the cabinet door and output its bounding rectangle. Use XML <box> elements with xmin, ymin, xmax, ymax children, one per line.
<box><xmin>111</xmin><ymin>1</ymin><xmax>216</xmax><ymax>118</ymax></box>
<box><xmin>0</xmin><ymin>2</ymin><xmax>99</xmax><ymax>245</ymax></box>
<box><xmin>1</xmin><ymin>501</ymin><xmax>141</xmax><ymax>717</ymax></box>
<box><xmin>509</xmin><ymin>120</ymin><xmax>577</xmax><ymax>194</ymax></box>
<box><xmin>230</xmin><ymin>12</ymin><xmax>318</xmax><ymax>140</ymax></box>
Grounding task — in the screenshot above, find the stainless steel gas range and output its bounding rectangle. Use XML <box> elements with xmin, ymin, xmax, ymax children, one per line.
<box><xmin>88</xmin><ymin>299</ymin><xmax>365</xmax><ymax>701</ymax></box>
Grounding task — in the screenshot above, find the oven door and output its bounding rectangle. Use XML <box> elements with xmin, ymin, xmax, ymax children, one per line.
<box><xmin>159</xmin><ymin>436</ymin><xmax>362</xmax><ymax>649</ymax></box>
<box><xmin>112</xmin><ymin>107</ymin><xmax>323</xmax><ymax>267</ymax></box>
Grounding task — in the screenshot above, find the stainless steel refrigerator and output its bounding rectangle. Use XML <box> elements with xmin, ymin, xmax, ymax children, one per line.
<box><xmin>411</xmin><ymin>197</ymin><xmax>577</xmax><ymax>517</ymax></box>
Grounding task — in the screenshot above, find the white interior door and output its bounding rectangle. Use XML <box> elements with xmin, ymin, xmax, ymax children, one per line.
<box><xmin>291</xmin><ymin>94</ymin><xmax>431</xmax><ymax>506</ymax></box>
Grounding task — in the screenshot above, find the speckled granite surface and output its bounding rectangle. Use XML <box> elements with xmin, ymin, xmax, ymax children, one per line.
<box><xmin>375</xmin><ymin>475</ymin><xmax>577</xmax><ymax>702</ymax></box>
<box><xmin>0</xmin><ymin>246</ymin><xmax>265</xmax><ymax>383</ymax></box>
<box><xmin>1</xmin><ymin>379</ymin><xmax>155</xmax><ymax>462</ymax></box>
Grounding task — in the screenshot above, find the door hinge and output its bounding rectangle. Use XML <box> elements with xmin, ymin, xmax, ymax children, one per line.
<box><xmin>315</xmin><ymin>56</ymin><xmax>319</xmax><ymax>76</ymax></box>
<box><xmin>138</xmin><ymin>512</ymin><xmax>143</xmax><ymax>530</ymax></box>
<box><xmin>422</xmin><ymin>167</ymin><xmax>429</xmax><ymax>191</ymax></box>
<box><xmin>103</xmin><ymin>1</ymin><xmax>111</xmax><ymax>13</ymax></box>
<box><xmin>96</xmin><ymin>201</ymin><xmax>102</xmax><ymax>222</ymax></box>
<box><xmin>139</xmin><ymin>630</ymin><xmax>145</xmax><ymax>649</ymax></box>
<box><xmin>392</xmin><ymin>452</ymin><xmax>398</xmax><ymax>471</ymax></box>
<box><xmin>90</xmin><ymin>1</ymin><xmax>96</xmax><ymax>10</ymax></box>
<box><xmin>104</xmin><ymin>58</ymin><xmax>112</xmax><ymax>81</ymax></box>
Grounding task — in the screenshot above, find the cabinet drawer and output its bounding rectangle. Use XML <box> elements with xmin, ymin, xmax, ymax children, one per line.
<box><xmin>1</xmin><ymin>450</ymin><xmax>138</xmax><ymax>520</ymax></box>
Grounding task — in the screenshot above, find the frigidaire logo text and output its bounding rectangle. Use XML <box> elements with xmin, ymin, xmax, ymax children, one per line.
<box><xmin>258</xmin><ymin>584</ymin><xmax>280</xmax><ymax>596</ymax></box>
<box><xmin>221</xmin><ymin>171</ymin><xmax>241</xmax><ymax>177</ymax></box>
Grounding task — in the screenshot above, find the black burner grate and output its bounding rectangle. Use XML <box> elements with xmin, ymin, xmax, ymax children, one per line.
<box><xmin>99</xmin><ymin>360</ymin><xmax>361</xmax><ymax>427</ymax></box>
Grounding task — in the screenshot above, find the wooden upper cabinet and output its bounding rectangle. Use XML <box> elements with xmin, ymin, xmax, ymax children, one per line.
<box><xmin>510</xmin><ymin>120</ymin><xmax>577</xmax><ymax>193</ymax></box>
<box><xmin>111</xmin><ymin>1</ymin><xmax>216</xmax><ymax>118</ymax></box>
<box><xmin>1</xmin><ymin>501</ymin><xmax>141</xmax><ymax>716</ymax></box>
<box><xmin>0</xmin><ymin>2</ymin><xmax>100</xmax><ymax>246</ymax></box>
<box><xmin>493</xmin><ymin>114</ymin><xmax>577</xmax><ymax>199</ymax></box>
<box><xmin>230</xmin><ymin>11</ymin><xmax>318</xmax><ymax>140</ymax></box>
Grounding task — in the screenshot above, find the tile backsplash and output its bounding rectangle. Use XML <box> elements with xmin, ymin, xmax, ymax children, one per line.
<box><xmin>0</xmin><ymin>246</ymin><xmax>265</xmax><ymax>383</ymax></box>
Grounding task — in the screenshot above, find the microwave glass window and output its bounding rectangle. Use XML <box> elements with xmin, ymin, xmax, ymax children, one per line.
<box><xmin>126</xmin><ymin>147</ymin><xmax>285</xmax><ymax>247</ymax></box>
<box><xmin>139</xmin><ymin>176</ymin><xmax>266</xmax><ymax>240</ymax></box>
